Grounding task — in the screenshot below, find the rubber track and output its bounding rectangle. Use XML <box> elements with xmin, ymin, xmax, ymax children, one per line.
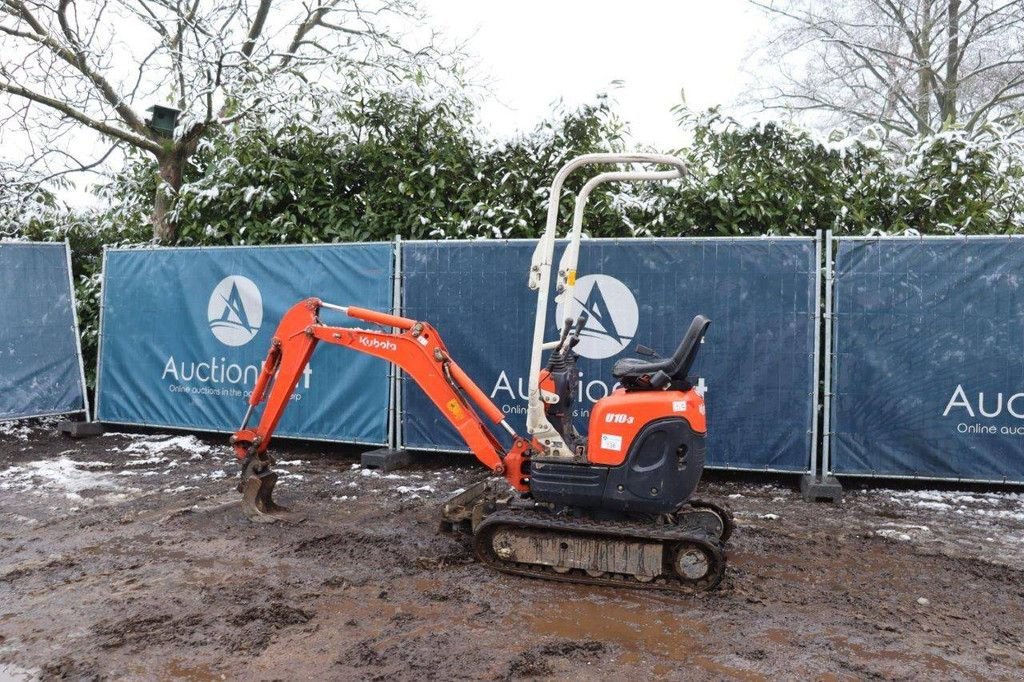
<box><xmin>473</xmin><ymin>508</ymin><xmax>727</xmax><ymax>593</ymax></box>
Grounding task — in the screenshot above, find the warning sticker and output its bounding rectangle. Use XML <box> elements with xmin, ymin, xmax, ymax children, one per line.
<box><xmin>446</xmin><ymin>399</ymin><xmax>465</xmax><ymax>420</ymax></box>
<box><xmin>600</xmin><ymin>434</ymin><xmax>623</xmax><ymax>451</ymax></box>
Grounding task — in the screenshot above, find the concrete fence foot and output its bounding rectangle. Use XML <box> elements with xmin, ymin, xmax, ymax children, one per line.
<box><xmin>58</xmin><ymin>421</ymin><xmax>105</xmax><ymax>438</ymax></box>
<box><xmin>800</xmin><ymin>474</ymin><xmax>843</xmax><ymax>503</ymax></box>
<box><xmin>361</xmin><ymin>448</ymin><xmax>412</xmax><ymax>472</ymax></box>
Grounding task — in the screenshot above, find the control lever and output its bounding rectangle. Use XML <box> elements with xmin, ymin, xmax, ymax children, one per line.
<box><xmin>555</xmin><ymin>318</ymin><xmax>573</xmax><ymax>352</ymax></box>
<box><xmin>567</xmin><ymin>313</ymin><xmax>587</xmax><ymax>349</ymax></box>
<box><xmin>552</xmin><ymin>314</ymin><xmax>588</xmax><ymax>356</ymax></box>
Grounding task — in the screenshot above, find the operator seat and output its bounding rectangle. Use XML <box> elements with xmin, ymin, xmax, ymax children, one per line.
<box><xmin>612</xmin><ymin>315</ymin><xmax>710</xmax><ymax>391</ymax></box>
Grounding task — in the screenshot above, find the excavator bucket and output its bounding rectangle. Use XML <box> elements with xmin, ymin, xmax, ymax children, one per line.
<box><xmin>240</xmin><ymin>470</ymin><xmax>305</xmax><ymax>523</ymax></box>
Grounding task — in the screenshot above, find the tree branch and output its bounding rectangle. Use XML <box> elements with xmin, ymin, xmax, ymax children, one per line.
<box><xmin>0</xmin><ymin>79</ymin><xmax>162</xmax><ymax>154</ymax></box>
<box><xmin>240</xmin><ymin>0</ymin><xmax>272</xmax><ymax>59</ymax></box>
<box><xmin>4</xmin><ymin>0</ymin><xmax>152</xmax><ymax>136</ymax></box>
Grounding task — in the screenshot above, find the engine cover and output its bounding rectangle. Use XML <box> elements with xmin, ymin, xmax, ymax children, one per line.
<box><xmin>586</xmin><ymin>387</ymin><xmax>705</xmax><ymax>466</ymax></box>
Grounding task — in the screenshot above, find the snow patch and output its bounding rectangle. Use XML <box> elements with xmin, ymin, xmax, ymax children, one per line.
<box><xmin>875</xmin><ymin>523</ymin><xmax>931</xmax><ymax>542</ymax></box>
<box><xmin>0</xmin><ymin>417</ymin><xmax>60</xmax><ymax>441</ymax></box>
<box><xmin>0</xmin><ymin>457</ymin><xmax>135</xmax><ymax>504</ymax></box>
<box><xmin>912</xmin><ymin>501</ymin><xmax>952</xmax><ymax>511</ymax></box>
<box><xmin>118</xmin><ymin>434</ymin><xmax>213</xmax><ymax>459</ymax></box>
<box><xmin>880</xmin><ymin>488</ymin><xmax>1023</xmax><ymax>506</ymax></box>
<box><xmin>0</xmin><ymin>421</ymin><xmax>34</xmax><ymax>441</ymax></box>
<box><xmin>123</xmin><ymin>456</ymin><xmax>170</xmax><ymax>467</ymax></box>
<box><xmin>876</xmin><ymin>529</ymin><xmax>912</xmax><ymax>541</ymax></box>
<box><xmin>396</xmin><ymin>485</ymin><xmax>434</xmax><ymax>495</ymax></box>
<box><xmin>72</xmin><ymin>461</ymin><xmax>117</xmax><ymax>471</ymax></box>
<box><xmin>163</xmin><ymin>485</ymin><xmax>198</xmax><ymax>494</ymax></box>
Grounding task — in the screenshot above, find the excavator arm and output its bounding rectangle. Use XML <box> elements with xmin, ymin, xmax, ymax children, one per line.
<box><xmin>231</xmin><ymin>298</ymin><xmax>531</xmax><ymax>520</ymax></box>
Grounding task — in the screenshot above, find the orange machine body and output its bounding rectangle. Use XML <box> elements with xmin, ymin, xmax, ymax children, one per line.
<box><xmin>586</xmin><ymin>387</ymin><xmax>706</xmax><ymax>466</ymax></box>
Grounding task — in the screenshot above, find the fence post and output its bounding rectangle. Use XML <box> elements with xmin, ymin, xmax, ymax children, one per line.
<box><xmin>64</xmin><ymin>240</ymin><xmax>91</xmax><ymax>421</ymax></box>
<box><xmin>93</xmin><ymin>247</ymin><xmax>109</xmax><ymax>422</ymax></box>
<box><xmin>821</xmin><ymin>230</ymin><xmax>835</xmax><ymax>478</ymax></box>
<box><xmin>801</xmin><ymin>230</ymin><xmax>843</xmax><ymax>502</ymax></box>
<box><xmin>809</xmin><ymin>230</ymin><xmax>823</xmax><ymax>478</ymax></box>
<box><xmin>392</xmin><ymin>235</ymin><xmax>403</xmax><ymax>451</ymax></box>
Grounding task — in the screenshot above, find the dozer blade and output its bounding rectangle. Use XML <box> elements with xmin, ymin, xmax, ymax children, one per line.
<box><xmin>440</xmin><ymin>479</ymin><xmax>508</xmax><ymax>534</ymax></box>
<box><xmin>240</xmin><ymin>470</ymin><xmax>305</xmax><ymax>524</ymax></box>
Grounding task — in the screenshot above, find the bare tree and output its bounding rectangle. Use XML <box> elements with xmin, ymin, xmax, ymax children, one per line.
<box><xmin>0</xmin><ymin>0</ymin><xmax>447</xmax><ymax>241</ymax></box>
<box><xmin>752</xmin><ymin>0</ymin><xmax>1024</xmax><ymax>137</ymax></box>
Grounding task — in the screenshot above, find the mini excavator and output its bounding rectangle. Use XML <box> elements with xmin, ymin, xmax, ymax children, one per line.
<box><xmin>230</xmin><ymin>154</ymin><xmax>734</xmax><ymax>592</ymax></box>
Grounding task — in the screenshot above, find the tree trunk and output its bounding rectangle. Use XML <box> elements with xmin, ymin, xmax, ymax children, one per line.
<box><xmin>943</xmin><ymin>0</ymin><xmax>961</xmax><ymax>126</ymax></box>
<box><xmin>153</xmin><ymin>152</ymin><xmax>183</xmax><ymax>244</ymax></box>
<box><xmin>916</xmin><ymin>0</ymin><xmax>934</xmax><ymax>135</ymax></box>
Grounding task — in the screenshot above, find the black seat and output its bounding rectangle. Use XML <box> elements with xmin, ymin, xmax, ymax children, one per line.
<box><xmin>612</xmin><ymin>315</ymin><xmax>710</xmax><ymax>389</ymax></box>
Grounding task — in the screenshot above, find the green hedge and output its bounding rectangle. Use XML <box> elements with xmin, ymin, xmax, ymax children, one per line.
<box><xmin>10</xmin><ymin>97</ymin><xmax>1024</xmax><ymax>392</ymax></box>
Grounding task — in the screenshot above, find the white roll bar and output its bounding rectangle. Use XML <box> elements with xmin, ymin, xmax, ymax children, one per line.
<box><xmin>525</xmin><ymin>153</ymin><xmax>688</xmax><ymax>456</ymax></box>
<box><xmin>554</xmin><ymin>169</ymin><xmax>684</xmax><ymax>321</ymax></box>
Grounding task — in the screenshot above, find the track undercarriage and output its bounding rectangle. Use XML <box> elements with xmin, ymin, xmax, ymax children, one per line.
<box><xmin>441</xmin><ymin>481</ymin><xmax>734</xmax><ymax>593</ymax></box>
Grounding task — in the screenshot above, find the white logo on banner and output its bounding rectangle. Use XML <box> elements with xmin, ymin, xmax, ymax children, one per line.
<box><xmin>208</xmin><ymin>276</ymin><xmax>263</xmax><ymax>346</ymax></box>
<box><xmin>555</xmin><ymin>274</ymin><xmax>639</xmax><ymax>360</ymax></box>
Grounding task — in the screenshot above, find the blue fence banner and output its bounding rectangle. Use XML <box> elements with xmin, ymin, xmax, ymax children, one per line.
<box><xmin>401</xmin><ymin>238</ymin><xmax>817</xmax><ymax>472</ymax></box>
<box><xmin>96</xmin><ymin>244</ymin><xmax>393</xmax><ymax>444</ymax></box>
<box><xmin>830</xmin><ymin>237</ymin><xmax>1024</xmax><ymax>483</ymax></box>
<box><xmin>0</xmin><ymin>241</ymin><xmax>87</xmax><ymax>420</ymax></box>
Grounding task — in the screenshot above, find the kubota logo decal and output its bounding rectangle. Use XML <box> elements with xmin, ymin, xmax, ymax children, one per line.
<box><xmin>555</xmin><ymin>274</ymin><xmax>638</xmax><ymax>360</ymax></box>
<box><xmin>359</xmin><ymin>337</ymin><xmax>398</xmax><ymax>352</ymax></box>
<box><xmin>208</xmin><ymin>276</ymin><xmax>263</xmax><ymax>347</ymax></box>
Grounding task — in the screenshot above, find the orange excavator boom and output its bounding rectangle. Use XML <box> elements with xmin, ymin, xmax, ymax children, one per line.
<box><xmin>230</xmin><ymin>298</ymin><xmax>531</xmax><ymax>517</ymax></box>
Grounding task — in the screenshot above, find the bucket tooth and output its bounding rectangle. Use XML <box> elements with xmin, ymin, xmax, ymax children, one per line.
<box><xmin>240</xmin><ymin>470</ymin><xmax>304</xmax><ymax>523</ymax></box>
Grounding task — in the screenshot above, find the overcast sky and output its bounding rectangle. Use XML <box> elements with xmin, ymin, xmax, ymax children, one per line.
<box><xmin>420</xmin><ymin>0</ymin><xmax>770</xmax><ymax>147</ymax></box>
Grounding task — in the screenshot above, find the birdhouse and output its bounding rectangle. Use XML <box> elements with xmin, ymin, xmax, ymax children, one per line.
<box><xmin>146</xmin><ymin>105</ymin><xmax>180</xmax><ymax>138</ymax></box>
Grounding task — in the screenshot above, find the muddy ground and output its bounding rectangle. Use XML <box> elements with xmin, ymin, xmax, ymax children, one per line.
<box><xmin>1</xmin><ymin>421</ymin><xmax>1023</xmax><ymax>681</ymax></box>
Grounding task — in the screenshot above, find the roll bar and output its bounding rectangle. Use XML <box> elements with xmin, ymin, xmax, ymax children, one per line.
<box><xmin>524</xmin><ymin>153</ymin><xmax>688</xmax><ymax>455</ymax></box>
<box><xmin>554</xmin><ymin>168</ymin><xmax>683</xmax><ymax>322</ymax></box>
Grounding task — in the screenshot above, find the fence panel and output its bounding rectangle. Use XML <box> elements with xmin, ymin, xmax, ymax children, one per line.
<box><xmin>829</xmin><ymin>237</ymin><xmax>1024</xmax><ymax>483</ymax></box>
<box><xmin>0</xmin><ymin>241</ymin><xmax>88</xmax><ymax>420</ymax></box>
<box><xmin>401</xmin><ymin>238</ymin><xmax>817</xmax><ymax>472</ymax></box>
<box><xmin>96</xmin><ymin>244</ymin><xmax>393</xmax><ymax>444</ymax></box>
